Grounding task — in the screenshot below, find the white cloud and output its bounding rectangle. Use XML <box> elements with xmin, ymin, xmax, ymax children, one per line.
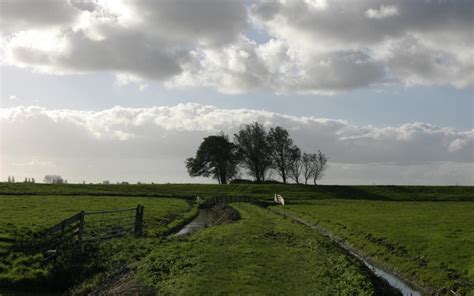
<box><xmin>366</xmin><ymin>5</ymin><xmax>399</xmax><ymax>19</ymax></box>
<box><xmin>0</xmin><ymin>0</ymin><xmax>472</xmax><ymax>94</ymax></box>
<box><xmin>1</xmin><ymin>0</ymin><xmax>247</xmax><ymax>82</ymax></box>
<box><xmin>170</xmin><ymin>37</ymin><xmax>384</xmax><ymax>94</ymax></box>
<box><xmin>250</xmin><ymin>0</ymin><xmax>474</xmax><ymax>91</ymax></box>
<box><xmin>1</xmin><ymin>104</ymin><xmax>472</xmax><ymax>184</ymax></box>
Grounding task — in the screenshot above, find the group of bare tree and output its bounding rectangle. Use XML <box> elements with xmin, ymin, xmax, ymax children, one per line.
<box><xmin>288</xmin><ymin>150</ymin><xmax>328</xmax><ymax>185</ymax></box>
<box><xmin>186</xmin><ymin>122</ymin><xmax>327</xmax><ymax>185</ymax></box>
<box><xmin>6</xmin><ymin>176</ymin><xmax>36</xmax><ymax>183</ymax></box>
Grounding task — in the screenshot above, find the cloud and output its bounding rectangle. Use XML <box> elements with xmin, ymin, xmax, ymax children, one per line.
<box><xmin>249</xmin><ymin>0</ymin><xmax>474</xmax><ymax>91</ymax></box>
<box><xmin>1</xmin><ymin>0</ymin><xmax>472</xmax><ymax>93</ymax></box>
<box><xmin>1</xmin><ymin>104</ymin><xmax>472</xmax><ymax>184</ymax></box>
<box><xmin>1</xmin><ymin>0</ymin><xmax>247</xmax><ymax>83</ymax></box>
<box><xmin>366</xmin><ymin>5</ymin><xmax>399</xmax><ymax>19</ymax></box>
<box><xmin>170</xmin><ymin>37</ymin><xmax>385</xmax><ymax>94</ymax></box>
<box><xmin>0</xmin><ymin>0</ymin><xmax>80</xmax><ymax>33</ymax></box>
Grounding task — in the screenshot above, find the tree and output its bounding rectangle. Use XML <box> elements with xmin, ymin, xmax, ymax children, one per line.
<box><xmin>234</xmin><ymin>122</ymin><xmax>273</xmax><ymax>183</ymax></box>
<box><xmin>312</xmin><ymin>150</ymin><xmax>328</xmax><ymax>185</ymax></box>
<box><xmin>288</xmin><ymin>148</ymin><xmax>302</xmax><ymax>184</ymax></box>
<box><xmin>44</xmin><ymin>175</ymin><xmax>64</xmax><ymax>184</ymax></box>
<box><xmin>32</xmin><ymin>178</ymin><xmax>35</xmax><ymax>183</ymax></box>
<box><xmin>11</xmin><ymin>176</ymin><xmax>15</xmax><ymax>183</ymax></box>
<box><xmin>7</xmin><ymin>176</ymin><xmax>11</xmax><ymax>183</ymax></box>
<box><xmin>267</xmin><ymin>126</ymin><xmax>300</xmax><ymax>183</ymax></box>
<box><xmin>301</xmin><ymin>153</ymin><xmax>315</xmax><ymax>185</ymax></box>
<box><xmin>186</xmin><ymin>133</ymin><xmax>239</xmax><ymax>184</ymax></box>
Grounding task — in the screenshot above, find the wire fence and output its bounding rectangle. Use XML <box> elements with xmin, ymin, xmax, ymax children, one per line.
<box><xmin>40</xmin><ymin>204</ymin><xmax>144</xmax><ymax>259</ymax></box>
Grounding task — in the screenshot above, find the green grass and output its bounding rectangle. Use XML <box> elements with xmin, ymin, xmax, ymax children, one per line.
<box><xmin>1</xmin><ymin>182</ymin><xmax>473</xmax><ymax>201</ymax></box>
<box><xmin>127</xmin><ymin>203</ymin><xmax>379</xmax><ymax>295</ymax></box>
<box><xmin>0</xmin><ymin>195</ymin><xmax>192</xmax><ymax>238</ymax></box>
<box><xmin>279</xmin><ymin>200</ymin><xmax>474</xmax><ymax>294</ymax></box>
<box><xmin>0</xmin><ymin>195</ymin><xmax>194</xmax><ymax>291</ymax></box>
<box><xmin>1</xmin><ymin>183</ymin><xmax>473</xmax><ymax>294</ymax></box>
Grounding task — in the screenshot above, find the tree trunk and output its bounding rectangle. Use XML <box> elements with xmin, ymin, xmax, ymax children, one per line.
<box><xmin>255</xmin><ymin>170</ymin><xmax>261</xmax><ymax>183</ymax></box>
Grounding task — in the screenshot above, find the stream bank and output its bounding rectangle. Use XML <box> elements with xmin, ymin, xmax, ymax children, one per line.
<box><xmin>270</xmin><ymin>207</ymin><xmax>422</xmax><ymax>296</ymax></box>
<box><xmin>170</xmin><ymin>203</ymin><xmax>240</xmax><ymax>237</ymax></box>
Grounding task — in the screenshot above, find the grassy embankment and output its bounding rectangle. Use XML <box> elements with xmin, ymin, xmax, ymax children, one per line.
<box><xmin>88</xmin><ymin>203</ymin><xmax>388</xmax><ymax>295</ymax></box>
<box><xmin>279</xmin><ymin>200</ymin><xmax>474</xmax><ymax>294</ymax></box>
<box><xmin>0</xmin><ymin>195</ymin><xmax>195</xmax><ymax>291</ymax></box>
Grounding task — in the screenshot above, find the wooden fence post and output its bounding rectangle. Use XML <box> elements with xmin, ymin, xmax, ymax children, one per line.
<box><xmin>134</xmin><ymin>205</ymin><xmax>144</xmax><ymax>237</ymax></box>
<box><xmin>78</xmin><ymin>211</ymin><xmax>85</xmax><ymax>244</ymax></box>
<box><xmin>60</xmin><ymin>220</ymin><xmax>65</xmax><ymax>245</ymax></box>
<box><xmin>140</xmin><ymin>205</ymin><xmax>144</xmax><ymax>236</ymax></box>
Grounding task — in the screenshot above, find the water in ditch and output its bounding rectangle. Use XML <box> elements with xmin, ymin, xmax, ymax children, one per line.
<box><xmin>347</xmin><ymin>249</ymin><xmax>421</xmax><ymax>296</ymax></box>
<box><xmin>172</xmin><ymin>208</ymin><xmax>213</xmax><ymax>237</ymax></box>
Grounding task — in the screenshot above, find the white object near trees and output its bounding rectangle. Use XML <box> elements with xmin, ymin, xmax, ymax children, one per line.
<box><xmin>274</xmin><ymin>194</ymin><xmax>285</xmax><ymax>206</ymax></box>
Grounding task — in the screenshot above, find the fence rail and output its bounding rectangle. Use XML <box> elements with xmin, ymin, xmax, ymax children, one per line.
<box><xmin>42</xmin><ymin>204</ymin><xmax>144</xmax><ymax>257</ymax></box>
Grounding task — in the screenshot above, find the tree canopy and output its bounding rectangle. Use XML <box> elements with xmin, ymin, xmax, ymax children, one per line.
<box><xmin>267</xmin><ymin>126</ymin><xmax>300</xmax><ymax>184</ymax></box>
<box><xmin>185</xmin><ymin>134</ymin><xmax>239</xmax><ymax>184</ymax></box>
<box><xmin>234</xmin><ymin>122</ymin><xmax>273</xmax><ymax>183</ymax></box>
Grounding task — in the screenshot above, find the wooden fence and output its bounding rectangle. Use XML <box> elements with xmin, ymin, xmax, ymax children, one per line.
<box><xmin>43</xmin><ymin>204</ymin><xmax>144</xmax><ymax>256</ymax></box>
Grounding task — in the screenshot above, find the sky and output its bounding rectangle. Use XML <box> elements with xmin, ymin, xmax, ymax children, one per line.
<box><xmin>0</xmin><ymin>0</ymin><xmax>473</xmax><ymax>185</ymax></box>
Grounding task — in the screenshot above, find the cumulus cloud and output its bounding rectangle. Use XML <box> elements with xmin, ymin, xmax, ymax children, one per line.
<box><xmin>250</xmin><ymin>0</ymin><xmax>473</xmax><ymax>91</ymax></box>
<box><xmin>366</xmin><ymin>5</ymin><xmax>399</xmax><ymax>19</ymax></box>
<box><xmin>0</xmin><ymin>0</ymin><xmax>472</xmax><ymax>93</ymax></box>
<box><xmin>1</xmin><ymin>104</ymin><xmax>472</xmax><ymax>184</ymax></box>
<box><xmin>1</xmin><ymin>0</ymin><xmax>247</xmax><ymax>83</ymax></box>
<box><xmin>170</xmin><ymin>37</ymin><xmax>385</xmax><ymax>94</ymax></box>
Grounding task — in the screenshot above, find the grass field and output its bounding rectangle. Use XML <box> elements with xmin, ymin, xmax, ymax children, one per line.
<box><xmin>100</xmin><ymin>203</ymin><xmax>385</xmax><ymax>295</ymax></box>
<box><xmin>1</xmin><ymin>183</ymin><xmax>473</xmax><ymax>295</ymax></box>
<box><xmin>0</xmin><ymin>195</ymin><xmax>194</xmax><ymax>291</ymax></box>
<box><xmin>279</xmin><ymin>200</ymin><xmax>474</xmax><ymax>294</ymax></box>
<box><xmin>1</xmin><ymin>183</ymin><xmax>473</xmax><ymax>201</ymax></box>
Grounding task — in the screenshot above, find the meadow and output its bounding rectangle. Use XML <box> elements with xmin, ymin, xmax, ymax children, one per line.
<box><xmin>81</xmin><ymin>203</ymin><xmax>388</xmax><ymax>295</ymax></box>
<box><xmin>279</xmin><ymin>200</ymin><xmax>474</xmax><ymax>294</ymax></box>
<box><xmin>1</xmin><ymin>182</ymin><xmax>472</xmax><ymax>201</ymax></box>
<box><xmin>0</xmin><ymin>195</ymin><xmax>194</xmax><ymax>291</ymax></box>
<box><xmin>0</xmin><ymin>183</ymin><xmax>472</xmax><ymax>295</ymax></box>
